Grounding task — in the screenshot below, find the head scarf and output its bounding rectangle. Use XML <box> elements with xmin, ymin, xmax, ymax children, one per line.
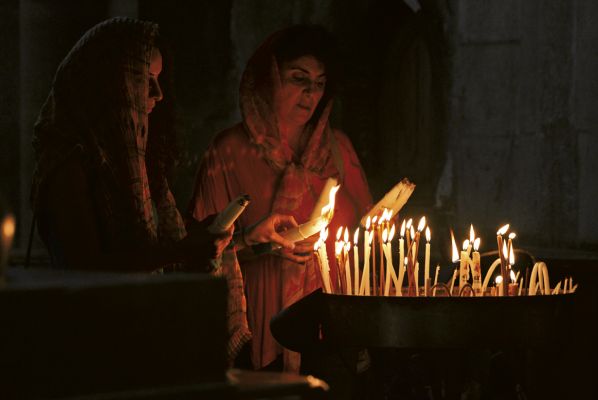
<box><xmin>31</xmin><ymin>17</ymin><xmax>185</xmax><ymax>254</ymax></box>
<box><xmin>239</xmin><ymin>25</ymin><xmax>339</xmax><ymax>215</ymax></box>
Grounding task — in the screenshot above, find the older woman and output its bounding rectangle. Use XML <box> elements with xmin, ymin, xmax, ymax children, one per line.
<box><xmin>31</xmin><ymin>17</ymin><xmax>294</xmax><ymax>273</ymax></box>
<box><xmin>189</xmin><ymin>25</ymin><xmax>372</xmax><ymax>371</ymax></box>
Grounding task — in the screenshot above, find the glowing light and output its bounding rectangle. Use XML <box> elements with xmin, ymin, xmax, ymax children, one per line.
<box><xmin>497</xmin><ymin>224</ymin><xmax>510</xmax><ymax>236</ymax></box>
<box><xmin>473</xmin><ymin>237</ymin><xmax>481</xmax><ymax>251</ymax></box>
<box><xmin>353</xmin><ymin>228</ymin><xmax>359</xmax><ymax>245</ymax></box>
<box><xmin>450</xmin><ymin>229</ymin><xmax>459</xmax><ymax>263</ymax></box>
<box><xmin>400</xmin><ymin>220</ymin><xmax>406</xmax><ymax>238</ymax></box>
<box><xmin>389</xmin><ymin>224</ymin><xmax>396</xmax><ymax>241</ymax></box>
<box><xmin>469</xmin><ymin>224</ymin><xmax>475</xmax><ymax>243</ymax></box>
<box><xmin>425</xmin><ymin>226</ymin><xmax>431</xmax><ymax>242</ymax></box>
<box><xmin>417</xmin><ymin>216</ymin><xmax>426</xmax><ymax>232</ymax></box>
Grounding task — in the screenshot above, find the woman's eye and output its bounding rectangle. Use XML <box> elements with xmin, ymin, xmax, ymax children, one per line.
<box><xmin>291</xmin><ymin>75</ymin><xmax>306</xmax><ymax>84</ymax></box>
<box><xmin>316</xmin><ymin>81</ymin><xmax>326</xmax><ymax>90</ymax></box>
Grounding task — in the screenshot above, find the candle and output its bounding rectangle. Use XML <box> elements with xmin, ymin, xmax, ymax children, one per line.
<box><xmin>281</xmin><ymin>185</ymin><xmax>340</xmax><ymax>244</ymax></box>
<box><xmin>308</xmin><ymin>178</ymin><xmax>339</xmax><ymax>220</ymax></box>
<box><xmin>433</xmin><ymin>265</ymin><xmax>440</xmax><ymax>296</ymax></box>
<box><xmin>482</xmin><ymin>258</ymin><xmax>502</xmax><ymax>294</ymax></box>
<box><xmin>471</xmin><ymin>237</ymin><xmax>482</xmax><ymax>295</ymax></box>
<box><xmin>360</xmin><ymin>217</ymin><xmax>372</xmax><ymax>295</ymax></box>
<box><xmin>383</xmin><ymin>228</ymin><xmax>390</xmax><ymax>296</ymax></box>
<box><xmin>359</xmin><ymin>178</ymin><xmax>415</xmax><ymax>227</ymax></box>
<box><xmin>1</xmin><ymin>214</ymin><xmax>16</xmax><ymax>280</ymax></box>
<box><xmin>414</xmin><ymin>262</ymin><xmax>419</xmax><ymax>297</ymax></box>
<box><xmin>449</xmin><ymin>268</ymin><xmax>458</xmax><ymax>295</ymax></box>
<box><xmin>397</xmin><ymin>221</ymin><xmax>406</xmax><ymax>296</ymax></box>
<box><xmin>209</xmin><ymin>195</ymin><xmax>250</xmax><ymax>234</ymax></box>
<box><xmin>343</xmin><ymin>228</ymin><xmax>352</xmax><ymax>295</ymax></box>
<box><xmin>507</xmin><ymin>232</ymin><xmax>516</xmax><ymax>265</ymax></box>
<box><xmin>518</xmin><ymin>277</ymin><xmax>524</xmax><ymax>296</ymax></box>
<box><xmin>424</xmin><ymin>227</ymin><xmax>431</xmax><ymax>296</ymax></box>
<box><xmin>459</xmin><ymin>239</ymin><xmax>470</xmax><ymax>291</ymax></box>
<box><xmin>552</xmin><ymin>281</ymin><xmax>562</xmax><ymax>295</ymax></box>
<box><xmin>450</xmin><ymin>229</ymin><xmax>460</xmax><ymax>295</ymax></box>
<box><xmin>353</xmin><ymin>228</ymin><xmax>360</xmax><ymax>295</ymax></box>
<box><xmin>495</xmin><ymin>275</ymin><xmax>504</xmax><ymax>296</ymax></box>
<box><xmin>508</xmin><ymin>270</ymin><xmax>519</xmax><ymax>296</ymax></box>
<box><xmin>406</xmin><ymin>218</ymin><xmax>413</xmax><ymax>251</ymax></box>
<box><xmin>496</xmin><ymin>224</ymin><xmax>510</xmax><ymax>297</ymax></box>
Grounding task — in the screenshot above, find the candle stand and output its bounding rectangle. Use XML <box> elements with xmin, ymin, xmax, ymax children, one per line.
<box><xmin>272</xmin><ymin>289</ymin><xmax>580</xmax><ymax>399</ymax></box>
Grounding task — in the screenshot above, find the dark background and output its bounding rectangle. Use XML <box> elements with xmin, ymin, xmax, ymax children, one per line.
<box><xmin>1</xmin><ymin>0</ymin><xmax>597</xmax><ymax>265</ymax></box>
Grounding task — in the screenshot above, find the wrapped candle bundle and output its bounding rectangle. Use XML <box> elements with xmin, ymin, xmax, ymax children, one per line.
<box><xmin>208</xmin><ymin>194</ymin><xmax>250</xmax><ymax>234</ymax></box>
<box><xmin>281</xmin><ymin>184</ymin><xmax>340</xmax><ymax>243</ymax></box>
<box><xmin>360</xmin><ymin>178</ymin><xmax>415</xmax><ymax>227</ymax></box>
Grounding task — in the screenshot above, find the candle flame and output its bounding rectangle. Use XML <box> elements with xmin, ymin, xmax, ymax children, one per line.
<box><xmin>410</xmin><ymin>226</ymin><xmax>415</xmax><ymax>239</ymax></box>
<box><xmin>353</xmin><ymin>228</ymin><xmax>359</xmax><ymax>245</ymax></box>
<box><xmin>368</xmin><ymin>231</ymin><xmax>374</xmax><ymax>245</ymax></box>
<box><xmin>509</xmin><ymin>245</ymin><xmax>515</xmax><ymax>265</ymax></box>
<box><xmin>406</xmin><ymin>218</ymin><xmax>413</xmax><ymax>230</ymax></box>
<box><xmin>510</xmin><ymin>269</ymin><xmax>516</xmax><ymax>283</ymax></box>
<box><xmin>508</xmin><ymin>232</ymin><xmax>516</xmax><ymax>240</ymax></box>
<box><xmin>382</xmin><ymin>228</ymin><xmax>388</xmax><ymax>243</ymax></box>
<box><xmin>450</xmin><ymin>229</ymin><xmax>459</xmax><ymax>263</ymax></box>
<box><xmin>387</xmin><ymin>209</ymin><xmax>394</xmax><ymax>220</ymax></box>
<box><xmin>320</xmin><ymin>185</ymin><xmax>340</xmax><ymax>220</ymax></box>
<box><xmin>417</xmin><ymin>216</ymin><xmax>426</xmax><ymax>232</ymax></box>
<box><xmin>335</xmin><ymin>241</ymin><xmax>343</xmax><ymax>256</ymax></box>
<box><xmin>495</xmin><ymin>275</ymin><xmax>503</xmax><ymax>285</ymax></box>
<box><xmin>343</xmin><ymin>227</ymin><xmax>349</xmax><ymax>243</ymax></box>
<box><xmin>389</xmin><ymin>224</ymin><xmax>396</xmax><ymax>241</ymax></box>
<box><xmin>400</xmin><ymin>219</ymin><xmax>406</xmax><ymax>237</ymax></box>
<box><xmin>502</xmin><ymin>241</ymin><xmax>508</xmax><ymax>259</ymax></box>
<box><xmin>497</xmin><ymin>224</ymin><xmax>510</xmax><ymax>236</ymax></box>
<box><xmin>336</xmin><ymin>226</ymin><xmax>343</xmax><ymax>241</ymax></box>
<box><xmin>425</xmin><ymin>226</ymin><xmax>431</xmax><ymax>242</ymax></box>
<box><xmin>462</xmin><ymin>239</ymin><xmax>469</xmax><ymax>251</ymax></box>
<box><xmin>473</xmin><ymin>237</ymin><xmax>480</xmax><ymax>251</ymax></box>
<box><xmin>404</xmin><ymin>257</ymin><xmax>409</xmax><ymax>266</ymax></box>
<box><xmin>372</xmin><ymin>215</ymin><xmax>378</xmax><ymax>224</ymax></box>
<box><xmin>469</xmin><ymin>224</ymin><xmax>475</xmax><ymax>243</ymax></box>
<box><xmin>366</xmin><ymin>216</ymin><xmax>371</xmax><ymax>230</ymax></box>
<box><xmin>2</xmin><ymin>214</ymin><xmax>16</xmax><ymax>238</ymax></box>
<box><xmin>321</xmin><ymin>227</ymin><xmax>329</xmax><ymax>241</ymax></box>
<box><xmin>314</xmin><ymin>241</ymin><xmax>320</xmax><ymax>252</ymax></box>
<box><xmin>344</xmin><ymin>241</ymin><xmax>350</xmax><ymax>252</ymax></box>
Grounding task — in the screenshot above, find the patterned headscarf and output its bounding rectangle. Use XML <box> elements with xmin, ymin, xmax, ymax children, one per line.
<box><xmin>31</xmin><ymin>17</ymin><xmax>185</xmax><ymax>254</ymax></box>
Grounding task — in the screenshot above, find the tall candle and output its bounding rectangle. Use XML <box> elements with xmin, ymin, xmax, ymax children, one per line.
<box><xmin>353</xmin><ymin>228</ymin><xmax>360</xmax><ymax>295</ymax></box>
<box><xmin>360</xmin><ymin>217</ymin><xmax>372</xmax><ymax>296</ymax></box>
<box><xmin>471</xmin><ymin>238</ymin><xmax>482</xmax><ymax>295</ymax></box>
<box><xmin>414</xmin><ymin>262</ymin><xmax>419</xmax><ymax>297</ymax></box>
<box><xmin>397</xmin><ymin>220</ymin><xmax>405</xmax><ymax>296</ymax></box>
<box><xmin>459</xmin><ymin>239</ymin><xmax>470</xmax><ymax>290</ymax></box>
<box><xmin>449</xmin><ymin>268</ymin><xmax>458</xmax><ymax>295</ymax></box>
<box><xmin>343</xmin><ymin>229</ymin><xmax>352</xmax><ymax>295</ymax></box>
<box><xmin>372</xmin><ymin>216</ymin><xmax>378</xmax><ymax>296</ymax></box>
<box><xmin>433</xmin><ymin>265</ymin><xmax>440</xmax><ymax>296</ymax></box>
<box><xmin>496</xmin><ymin>224</ymin><xmax>510</xmax><ymax>297</ymax></box>
<box><xmin>495</xmin><ymin>275</ymin><xmax>504</xmax><ymax>296</ymax></box>
<box><xmin>424</xmin><ymin>227</ymin><xmax>431</xmax><ymax>296</ymax></box>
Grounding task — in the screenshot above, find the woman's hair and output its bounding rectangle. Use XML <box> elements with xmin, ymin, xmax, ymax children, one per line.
<box><xmin>272</xmin><ymin>25</ymin><xmax>339</xmax><ymax>97</ymax></box>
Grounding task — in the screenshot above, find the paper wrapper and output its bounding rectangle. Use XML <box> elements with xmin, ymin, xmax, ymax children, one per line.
<box><xmin>208</xmin><ymin>195</ymin><xmax>250</xmax><ymax>234</ymax></box>
<box><xmin>360</xmin><ymin>178</ymin><xmax>415</xmax><ymax>226</ymax></box>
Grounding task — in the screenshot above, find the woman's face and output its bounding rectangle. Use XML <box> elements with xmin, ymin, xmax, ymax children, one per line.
<box><xmin>147</xmin><ymin>48</ymin><xmax>163</xmax><ymax>114</ymax></box>
<box><xmin>275</xmin><ymin>55</ymin><xmax>326</xmax><ymax>128</ymax></box>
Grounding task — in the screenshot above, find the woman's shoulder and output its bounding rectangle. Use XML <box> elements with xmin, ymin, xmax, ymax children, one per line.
<box><xmin>209</xmin><ymin>123</ymin><xmax>251</xmax><ymax>150</ymax></box>
<box><xmin>331</xmin><ymin>128</ymin><xmax>358</xmax><ymax>155</ymax></box>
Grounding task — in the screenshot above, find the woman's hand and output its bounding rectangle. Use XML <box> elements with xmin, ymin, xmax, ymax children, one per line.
<box><xmin>243</xmin><ymin>213</ymin><xmax>297</xmax><ymax>250</ymax></box>
<box><xmin>182</xmin><ymin>214</ymin><xmax>234</xmax><ymax>267</ymax></box>
<box><xmin>277</xmin><ymin>234</ymin><xmax>318</xmax><ymax>263</ymax></box>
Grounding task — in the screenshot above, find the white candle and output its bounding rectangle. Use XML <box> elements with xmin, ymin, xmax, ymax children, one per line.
<box><xmin>414</xmin><ymin>262</ymin><xmax>419</xmax><ymax>296</ymax></box>
<box><xmin>482</xmin><ymin>258</ymin><xmax>501</xmax><ymax>294</ymax></box>
<box><xmin>459</xmin><ymin>240</ymin><xmax>470</xmax><ymax>290</ymax></box>
<box><xmin>433</xmin><ymin>265</ymin><xmax>440</xmax><ymax>296</ymax></box>
<box><xmin>471</xmin><ymin>238</ymin><xmax>482</xmax><ymax>295</ymax></box>
<box><xmin>449</xmin><ymin>268</ymin><xmax>457</xmax><ymax>295</ymax></box>
<box><xmin>360</xmin><ymin>218</ymin><xmax>372</xmax><ymax>296</ymax></box>
<box><xmin>496</xmin><ymin>275</ymin><xmax>504</xmax><ymax>296</ymax></box>
<box><xmin>397</xmin><ymin>220</ymin><xmax>405</xmax><ymax>296</ymax></box>
<box><xmin>424</xmin><ymin>227</ymin><xmax>431</xmax><ymax>296</ymax></box>
<box><xmin>353</xmin><ymin>228</ymin><xmax>360</xmax><ymax>295</ymax></box>
<box><xmin>496</xmin><ymin>224</ymin><xmax>510</xmax><ymax>297</ymax></box>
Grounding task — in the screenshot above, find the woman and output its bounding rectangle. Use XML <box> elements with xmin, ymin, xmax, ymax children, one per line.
<box><xmin>189</xmin><ymin>25</ymin><xmax>372</xmax><ymax>371</ymax></box>
<box><xmin>31</xmin><ymin>17</ymin><xmax>295</xmax><ymax>273</ymax></box>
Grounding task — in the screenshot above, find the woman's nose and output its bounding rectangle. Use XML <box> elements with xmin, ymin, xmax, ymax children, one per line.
<box><xmin>150</xmin><ymin>79</ymin><xmax>163</xmax><ymax>102</ymax></box>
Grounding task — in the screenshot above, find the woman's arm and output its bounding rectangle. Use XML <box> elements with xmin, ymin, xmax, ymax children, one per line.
<box><xmin>44</xmin><ymin>158</ymin><xmax>228</xmax><ymax>272</ymax></box>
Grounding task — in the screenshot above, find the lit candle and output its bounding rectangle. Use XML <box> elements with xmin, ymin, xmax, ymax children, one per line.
<box><xmin>406</xmin><ymin>218</ymin><xmax>413</xmax><ymax>251</ymax></box>
<box><xmin>397</xmin><ymin>220</ymin><xmax>406</xmax><ymax>296</ymax></box>
<box><xmin>372</xmin><ymin>216</ymin><xmax>378</xmax><ymax>296</ymax></box>
<box><xmin>481</xmin><ymin>258</ymin><xmax>501</xmax><ymax>295</ymax></box>
<box><xmin>343</xmin><ymin>228</ymin><xmax>352</xmax><ymax>295</ymax></box>
<box><xmin>316</xmin><ymin>228</ymin><xmax>332</xmax><ymax>293</ymax></box>
<box><xmin>1</xmin><ymin>214</ymin><xmax>16</xmax><ymax>278</ymax></box>
<box><xmin>335</xmin><ymin>228</ymin><xmax>344</xmax><ymax>294</ymax></box>
<box><xmin>508</xmin><ymin>270</ymin><xmax>519</xmax><ymax>296</ymax></box>
<box><xmin>496</xmin><ymin>224</ymin><xmax>510</xmax><ymax>297</ymax></box>
<box><xmin>495</xmin><ymin>275</ymin><xmax>504</xmax><ymax>296</ymax></box>
<box><xmin>450</xmin><ymin>229</ymin><xmax>460</xmax><ymax>295</ymax></box>
<box><xmin>459</xmin><ymin>239</ymin><xmax>470</xmax><ymax>291</ymax></box>
<box><xmin>353</xmin><ymin>228</ymin><xmax>360</xmax><ymax>295</ymax></box>
<box><xmin>383</xmin><ymin>228</ymin><xmax>390</xmax><ymax>296</ymax></box>
<box><xmin>424</xmin><ymin>227</ymin><xmax>431</xmax><ymax>296</ymax></box>
<box><xmin>471</xmin><ymin>237</ymin><xmax>482</xmax><ymax>295</ymax></box>
<box><xmin>360</xmin><ymin>217</ymin><xmax>372</xmax><ymax>296</ymax></box>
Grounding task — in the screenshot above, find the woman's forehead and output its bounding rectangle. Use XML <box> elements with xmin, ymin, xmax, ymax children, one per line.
<box><xmin>282</xmin><ymin>55</ymin><xmax>325</xmax><ymax>76</ymax></box>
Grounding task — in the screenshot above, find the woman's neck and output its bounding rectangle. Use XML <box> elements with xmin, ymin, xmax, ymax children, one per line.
<box><xmin>279</xmin><ymin>123</ymin><xmax>304</xmax><ymax>155</ymax></box>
